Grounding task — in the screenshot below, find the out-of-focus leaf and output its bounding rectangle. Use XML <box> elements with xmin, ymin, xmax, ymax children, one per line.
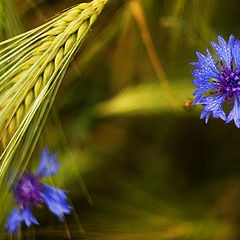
<box><xmin>96</xmin><ymin>80</ymin><xmax>195</xmax><ymax>117</ymax></box>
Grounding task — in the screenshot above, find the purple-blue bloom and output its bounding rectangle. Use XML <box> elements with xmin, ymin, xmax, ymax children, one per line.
<box><xmin>191</xmin><ymin>34</ymin><xmax>240</xmax><ymax>127</ymax></box>
<box><xmin>6</xmin><ymin>147</ymin><xmax>72</xmax><ymax>233</ymax></box>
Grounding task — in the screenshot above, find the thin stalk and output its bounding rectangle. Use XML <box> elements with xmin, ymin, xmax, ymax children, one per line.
<box><xmin>129</xmin><ymin>0</ymin><xmax>179</xmax><ymax>112</ymax></box>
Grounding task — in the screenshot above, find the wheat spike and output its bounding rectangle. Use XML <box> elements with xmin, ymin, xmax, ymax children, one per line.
<box><xmin>0</xmin><ymin>0</ymin><xmax>108</xmax><ymax>181</ymax></box>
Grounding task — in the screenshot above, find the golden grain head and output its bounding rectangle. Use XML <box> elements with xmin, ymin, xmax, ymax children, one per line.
<box><xmin>0</xmin><ymin>0</ymin><xmax>108</xmax><ymax>181</ymax></box>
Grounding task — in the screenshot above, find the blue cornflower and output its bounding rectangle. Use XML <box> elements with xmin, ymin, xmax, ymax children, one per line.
<box><xmin>191</xmin><ymin>34</ymin><xmax>240</xmax><ymax>127</ymax></box>
<box><xmin>6</xmin><ymin>148</ymin><xmax>72</xmax><ymax>233</ymax></box>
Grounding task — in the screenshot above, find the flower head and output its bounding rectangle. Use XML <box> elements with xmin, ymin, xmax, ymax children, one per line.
<box><xmin>6</xmin><ymin>147</ymin><xmax>71</xmax><ymax>233</ymax></box>
<box><xmin>191</xmin><ymin>34</ymin><xmax>240</xmax><ymax>127</ymax></box>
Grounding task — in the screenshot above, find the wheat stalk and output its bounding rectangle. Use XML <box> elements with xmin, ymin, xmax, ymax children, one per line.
<box><xmin>0</xmin><ymin>0</ymin><xmax>108</xmax><ymax>182</ymax></box>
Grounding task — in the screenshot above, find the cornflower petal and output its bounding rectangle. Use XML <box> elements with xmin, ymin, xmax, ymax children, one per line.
<box><xmin>226</xmin><ymin>96</ymin><xmax>240</xmax><ymax>128</ymax></box>
<box><xmin>43</xmin><ymin>184</ymin><xmax>68</xmax><ymax>202</ymax></box>
<box><xmin>200</xmin><ymin>109</ymin><xmax>211</xmax><ymax>124</ymax></box>
<box><xmin>41</xmin><ymin>184</ymin><xmax>72</xmax><ymax>221</ymax></box>
<box><xmin>36</xmin><ymin>147</ymin><xmax>60</xmax><ymax>178</ymax></box>
<box><xmin>191</xmin><ymin>68</ymin><xmax>217</xmax><ymax>80</ymax></box>
<box><xmin>232</xmin><ymin>39</ymin><xmax>240</xmax><ymax>69</ymax></box>
<box><xmin>198</xmin><ymin>95</ymin><xmax>227</xmax><ymax>121</ymax></box>
<box><xmin>191</xmin><ymin>49</ymin><xmax>220</xmax><ymax>76</ymax></box>
<box><xmin>5</xmin><ymin>208</ymin><xmax>21</xmax><ymax>233</ymax></box>
<box><xmin>192</xmin><ymin>78</ymin><xmax>215</xmax><ymax>103</ymax></box>
<box><xmin>20</xmin><ymin>207</ymin><xmax>39</xmax><ymax>227</ymax></box>
<box><xmin>211</xmin><ymin>35</ymin><xmax>234</xmax><ymax>69</ymax></box>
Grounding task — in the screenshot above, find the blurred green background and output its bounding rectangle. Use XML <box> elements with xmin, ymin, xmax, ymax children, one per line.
<box><xmin>2</xmin><ymin>0</ymin><xmax>240</xmax><ymax>239</ymax></box>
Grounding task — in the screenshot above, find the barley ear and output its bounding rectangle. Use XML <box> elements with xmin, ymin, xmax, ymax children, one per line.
<box><xmin>0</xmin><ymin>0</ymin><xmax>109</xmax><ymax>184</ymax></box>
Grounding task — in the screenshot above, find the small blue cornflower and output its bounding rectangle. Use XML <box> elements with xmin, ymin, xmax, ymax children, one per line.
<box><xmin>191</xmin><ymin>34</ymin><xmax>240</xmax><ymax>127</ymax></box>
<box><xmin>6</xmin><ymin>147</ymin><xmax>72</xmax><ymax>233</ymax></box>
